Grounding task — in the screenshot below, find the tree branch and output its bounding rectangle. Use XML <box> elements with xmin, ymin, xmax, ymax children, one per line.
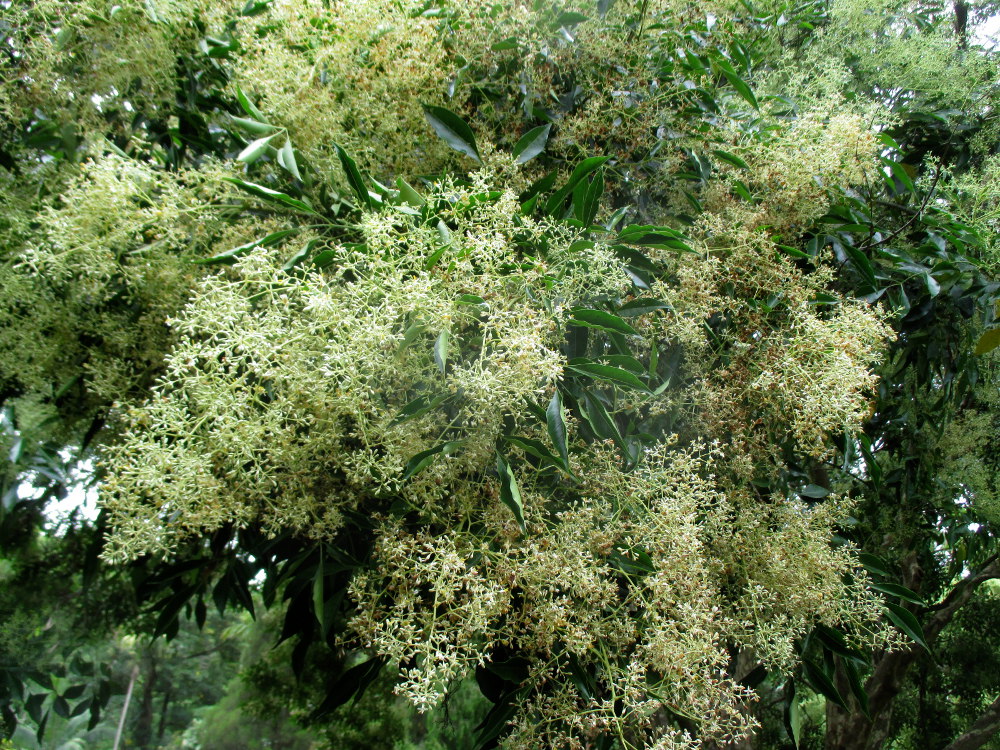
<box><xmin>943</xmin><ymin>696</ymin><xmax>1000</xmax><ymax>750</ymax></box>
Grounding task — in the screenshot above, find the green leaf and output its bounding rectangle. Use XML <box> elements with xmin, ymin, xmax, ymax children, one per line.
<box><xmin>885</xmin><ymin>603</ymin><xmax>929</xmax><ymax>651</ymax></box>
<box><xmin>395</xmin><ymin>177</ymin><xmax>425</xmax><ymax>207</ymax></box>
<box><xmin>503</xmin><ymin>436</ymin><xmax>566</xmax><ymax>472</ymax></box>
<box><xmin>843</xmin><ymin>659</ymin><xmax>871</xmax><ymax>719</ymax></box>
<box><xmin>544</xmin><ymin>156</ymin><xmax>611</xmax><ymax>216</ymax></box>
<box><xmin>495</xmin><ymin>454</ymin><xmax>526</xmax><ymax>532</ymax></box>
<box><xmin>579</xmin><ymin>391</ymin><xmax>625</xmax><ymax>449</ymax></box>
<box><xmin>235</xmin><ymin>82</ymin><xmax>266</xmax><ymax>120</ymax></box>
<box><xmin>617</xmin><ymin>298</ymin><xmax>670</xmax><ymax>316</ymax></box>
<box><xmin>802</xmin><ymin>657</ymin><xmax>848</xmax><ymax>709</ymax></box>
<box><xmin>229</xmin><ymin>115</ymin><xmax>278</xmax><ymax>135</ymax></box>
<box><xmin>390</xmin><ymin>394</ymin><xmax>449</xmax><ymax>426</ymax></box>
<box><xmin>434</xmin><ymin>329</ymin><xmax>450</xmax><ymax>374</ymax></box>
<box><xmin>222</xmin><ymin>177</ymin><xmax>316</xmax><ymax>214</ymax></box>
<box><xmin>800</xmin><ymin>484</ymin><xmax>830</xmax><ymax>499</ymax></box>
<box><xmin>423</xmin><ymin>105</ymin><xmax>481</xmax><ymax>162</ymax></box>
<box><xmin>869</xmin><ymin>581</ymin><xmax>924</xmax><ymax>605</ymax></box>
<box><xmin>569</xmin><ymin>308</ymin><xmax>640</xmax><ymax>336</ymax></box>
<box><xmin>277</xmin><ymin>138</ymin><xmax>301</xmax><ymax>180</ymax></box>
<box><xmin>616</xmin><ymin>224</ymin><xmax>694</xmax><ymax>253</ymax></box>
<box><xmin>490</xmin><ymin>37</ymin><xmax>519</xmax><ymax>51</ymax></box>
<box><xmin>512</xmin><ymin>124</ymin><xmax>552</xmax><ymax>164</ymax></box>
<box><xmin>197</xmin><ymin>229</ymin><xmax>298</xmax><ymax>265</ymax></box>
<box><xmin>313</xmin><ymin>548</ymin><xmax>326</xmax><ymax>636</ymax></box>
<box><xmin>974</xmin><ymin>328</ymin><xmax>1000</xmax><ymax>355</ymax></box>
<box><xmin>712</xmin><ymin>149</ymin><xmax>749</xmax><ymax>170</ymax></box>
<box><xmin>859</xmin><ymin>552</ymin><xmax>892</xmax><ymax>577</ymax></box>
<box><xmin>237</xmin><ymin>134</ymin><xmax>276</xmax><ymax>163</ymax></box>
<box><xmin>334</xmin><ymin>143</ymin><xmax>372</xmax><ymax>211</ymax></box>
<box><xmin>715</xmin><ymin>58</ymin><xmax>759</xmax><ymax>110</ymax></box>
<box><xmin>568</xmin><ymin>362</ymin><xmax>647</xmax><ymax>390</ymax></box>
<box><xmin>546</xmin><ymin>391</ymin><xmax>569</xmax><ymax>469</ymax></box>
<box><xmin>401</xmin><ymin>441</ymin><xmax>464</xmax><ymax>481</ymax></box>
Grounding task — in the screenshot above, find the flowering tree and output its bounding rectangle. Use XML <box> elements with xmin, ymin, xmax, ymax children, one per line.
<box><xmin>1</xmin><ymin>0</ymin><xmax>999</xmax><ymax>748</ymax></box>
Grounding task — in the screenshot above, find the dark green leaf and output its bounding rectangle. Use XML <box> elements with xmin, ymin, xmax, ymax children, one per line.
<box><xmin>869</xmin><ymin>582</ymin><xmax>924</xmax><ymax>605</ymax></box>
<box><xmin>197</xmin><ymin>229</ymin><xmax>298</xmax><ymax>265</ymax></box>
<box><xmin>859</xmin><ymin>552</ymin><xmax>892</xmax><ymax>578</ymax></box>
<box><xmin>544</xmin><ymin>156</ymin><xmax>611</xmax><ymax>216</ymax></box>
<box><xmin>310</xmin><ymin>658</ymin><xmax>387</xmax><ymax>720</ymax></box>
<box><xmin>715</xmin><ymin>59</ymin><xmax>759</xmax><ymax>110</ymax></box>
<box><xmin>334</xmin><ymin>143</ymin><xmax>372</xmax><ymax>211</ymax></box>
<box><xmin>843</xmin><ymin>659</ymin><xmax>871</xmax><ymax>719</ymax></box>
<box><xmin>712</xmin><ymin>149</ymin><xmax>749</xmax><ymax>170</ymax></box>
<box><xmin>496</xmin><ymin>454</ymin><xmax>526</xmax><ymax>532</ymax></box>
<box><xmin>512</xmin><ymin>124</ymin><xmax>551</xmax><ymax>164</ymax></box>
<box><xmin>503</xmin><ymin>436</ymin><xmax>566</xmax><ymax>471</ymax></box>
<box><xmin>974</xmin><ymin>328</ymin><xmax>1000</xmax><ymax>355</ymax></box>
<box><xmin>569</xmin><ymin>308</ymin><xmax>640</xmax><ymax>336</ymax></box>
<box><xmin>390</xmin><ymin>394</ymin><xmax>449</xmax><ymax>426</ymax></box>
<box><xmin>802</xmin><ymin>657</ymin><xmax>848</xmax><ymax>709</ymax></box>
<box><xmin>546</xmin><ymin>391</ymin><xmax>570</xmax><ymax>469</ymax></box>
<box><xmin>617</xmin><ymin>298</ymin><xmax>670</xmax><ymax>316</ymax></box>
<box><xmin>423</xmin><ymin>105</ymin><xmax>481</xmax><ymax>162</ymax></box>
<box><xmin>568</xmin><ymin>362</ymin><xmax>646</xmax><ymax>390</ymax></box>
<box><xmin>800</xmin><ymin>484</ymin><xmax>829</xmax><ymax>499</ymax></box>
<box><xmin>401</xmin><ymin>441</ymin><xmax>464</xmax><ymax>481</ymax></box>
<box><xmin>222</xmin><ymin>178</ymin><xmax>316</xmax><ymax>214</ymax></box>
<box><xmin>885</xmin><ymin>603</ymin><xmax>929</xmax><ymax>651</ymax></box>
<box><xmin>313</xmin><ymin>548</ymin><xmax>326</xmax><ymax>636</ymax></box>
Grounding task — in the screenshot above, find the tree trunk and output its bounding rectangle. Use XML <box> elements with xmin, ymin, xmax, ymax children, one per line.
<box><xmin>824</xmin><ymin>555</ymin><xmax>1000</xmax><ymax>749</ymax></box>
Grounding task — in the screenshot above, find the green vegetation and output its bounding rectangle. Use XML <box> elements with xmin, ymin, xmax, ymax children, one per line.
<box><xmin>1</xmin><ymin>0</ymin><xmax>999</xmax><ymax>748</ymax></box>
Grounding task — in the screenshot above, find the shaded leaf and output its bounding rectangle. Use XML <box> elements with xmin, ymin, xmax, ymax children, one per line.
<box><xmin>423</xmin><ymin>105</ymin><xmax>481</xmax><ymax>162</ymax></box>
<box><xmin>496</xmin><ymin>454</ymin><xmax>526</xmax><ymax>532</ymax></box>
<box><xmin>512</xmin><ymin>124</ymin><xmax>551</xmax><ymax>164</ymax></box>
<box><xmin>334</xmin><ymin>143</ymin><xmax>372</xmax><ymax>211</ymax></box>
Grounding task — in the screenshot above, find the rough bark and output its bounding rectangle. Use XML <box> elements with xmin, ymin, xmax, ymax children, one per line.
<box><xmin>942</xmin><ymin>696</ymin><xmax>1000</xmax><ymax>750</ymax></box>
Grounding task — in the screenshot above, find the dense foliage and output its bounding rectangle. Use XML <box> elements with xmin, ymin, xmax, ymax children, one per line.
<box><xmin>2</xmin><ymin>0</ymin><xmax>1000</xmax><ymax>748</ymax></box>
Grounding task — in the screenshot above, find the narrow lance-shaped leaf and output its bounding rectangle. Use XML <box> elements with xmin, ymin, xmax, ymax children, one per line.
<box><xmin>569</xmin><ymin>308</ymin><xmax>640</xmax><ymax>336</ymax></box>
<box><xmin>802</xmin><ymin>657</ymin><xmax>848</xmax><ymax>709</ymax></box>
<box><xmin>495</xmin><ymin>454</ymin><xmax>526</xmax><ymax>532</ymax></box>
<box><xmin>715</xmin><ymin>58</ymin><xmax>759</xmax><ymax>110</ymax></box>
<box><xmin>334</xmin><ymin>143</ymin><xmax>372</xmax><ymax>211</ymax></box>
<box><xmin>547</xmin><ymin>391</ymin><xmax>570</xmax><ymax>469</ymax></box>
<box><xmin>885</xmin><ymin>603</ymin><xmax>929</xmax><ymax>651</ymax></box>
<box><xmin>277</xmin><ymin>138</ymin><xmax>302</xmax><ymax>180</ymax></box>
<box><xmin>313</xmin><ymin>548</ymin><xmax>326</xmax><ymax>636</ymax></box>
<box><xmin>237</xmin><ymin>133</ymin><xmax>277</xmax><ymax>164</ymax></box>
<box><xmin>568</xmin><ymin>362</ymin><xmax>647</xmax><ymax>390</ymax></box>
<box><xmin>434</xmin><ymin>329</ymin><xmax>450</xmax><ymax>374</ymax></box>
<box><xmin>401</xmin><ymin>440</ymin><xmax>463</xmax><ymax>481</ymax></box>
<box><xmin>222</xmin><ymin>177</ymin><xmax>316</xmax><ymax>214</ymax></box>
<box><xmin>512</xmin><ymin>123</ymin><xmax>551</xmax><ymax>164</ymax></box>
<box><xmin>235</xmin><ymin>82</ymin><xmax>266</xmax><ymax>120</ymax></box>
<box><xmin>423</xmin><ymin>105</ymin><xmax>481</xmax><ymax>163</ymax></box>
